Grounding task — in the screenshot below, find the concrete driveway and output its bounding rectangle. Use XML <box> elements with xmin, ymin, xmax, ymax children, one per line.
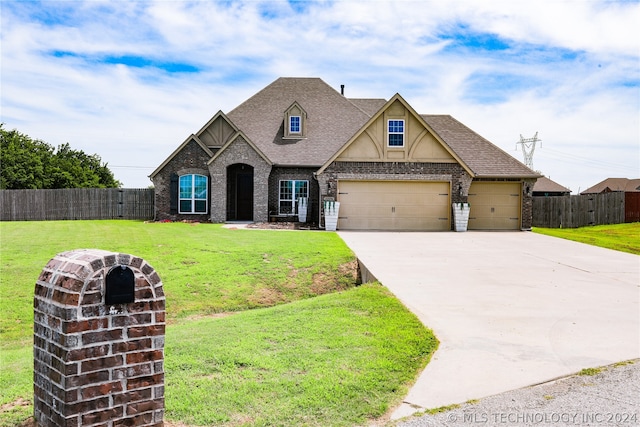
<box><xmin>337</xmin><ymin>231</ymin><xmax>640</xmax><ymax>419</ymax></box>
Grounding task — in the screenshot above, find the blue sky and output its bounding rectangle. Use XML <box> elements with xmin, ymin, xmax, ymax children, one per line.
<box><xmin>1</xmin><ymin>0</ymin><xmax>638</xmax><ymax>192</ymax></box>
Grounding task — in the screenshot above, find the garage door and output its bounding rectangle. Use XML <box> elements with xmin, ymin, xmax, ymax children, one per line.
<box><xmin>468</xmin><ymin>182</ymin><xmax>521</xmax><ymax>230</ymax></box>
<box><xmin>337</xmin><ymin>181</ymin><xmax>450</xmax><ymax>230</ymax></box>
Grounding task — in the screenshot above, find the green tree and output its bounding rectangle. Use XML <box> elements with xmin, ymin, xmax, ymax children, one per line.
<box><xmin>0</xmin><ymin>125</ymin><xmax>54</xmax><ymax>189</ymax></box>
<box><xmin>0</xmin><ymin>124</ymin><xmax>121</xmax><ymax>189</ymax></box>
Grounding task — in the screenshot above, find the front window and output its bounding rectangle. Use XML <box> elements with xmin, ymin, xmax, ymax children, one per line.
<box><xmin>388</xmin><ymin>119</ymin><xmax>404</xmax><ymax>147</ymax></box>
<box><xmin>289</xmin><ymin>116</ymin><xmax>301</xmax><ymax>134</ymax></box>
<box><xmin>279</xmin><ymin>180</ymin><xmax>308</xmax><ymax>215</ymax></box>
<box><xmin>179</xmin><ymin>174</ymin><xmax>208</xmax><ymax>214</ymax></box>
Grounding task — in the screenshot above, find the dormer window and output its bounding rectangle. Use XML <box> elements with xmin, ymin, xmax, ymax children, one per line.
<box><xmin>289</xmin><ymin>116</ymin><xmax>301</xmax><ymax>134</ymax></box>
<box><xmin>284</xmin><ymin>102</ymin><xmax>307</xmax><ymax>139</ymax></box>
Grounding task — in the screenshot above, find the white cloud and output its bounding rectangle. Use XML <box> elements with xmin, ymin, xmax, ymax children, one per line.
<box><xmin>1</xmin><ymin>0</ymin><xmax>638</xmax><ymax>192</ymax></box>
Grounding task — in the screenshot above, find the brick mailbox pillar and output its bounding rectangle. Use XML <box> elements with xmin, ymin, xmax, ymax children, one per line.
<box><xmin>33</xmin><ymin>249</ymin><xmax>165</xmax><ymax>427</ymax></box>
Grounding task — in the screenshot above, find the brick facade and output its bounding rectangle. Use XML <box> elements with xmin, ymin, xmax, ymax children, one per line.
<box><xmin>268</xmin><ymin>167</ymin><xmax>321</xmax><ymax>223</ymax></box>
<box><xmin>319</xmin><ymin>161</ymin><xmax>472</xmax><ymax>204</ymax></box>
<box><xmin>208</xmin><ymin>136</ymin><xmax>272</xmax><ymax>223</ymax></box>
<box><xmin>34</xmin><ymin>249</ymin><xmax>165</xmax><ymax>427</ymax></box>
<box><xmin>152</xmin><ymin>138</ymin><xmax>211</xmax><ymax>222</ymax></box>
<box><xmin>522</xmin><ymin>178</ymin><xmax>536</xmax><ymax>230</ymax></box>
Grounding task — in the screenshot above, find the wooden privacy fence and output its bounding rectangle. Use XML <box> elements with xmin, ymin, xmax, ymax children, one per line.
<box><xmin>532</xmin><ymin>192</ymin><xmax>626</xmax><ymax>228</ymax></box>
<box><xmin>0</xmin><ymin>188</ymin><xmax>154</xmax><ymax>221</ymax></box>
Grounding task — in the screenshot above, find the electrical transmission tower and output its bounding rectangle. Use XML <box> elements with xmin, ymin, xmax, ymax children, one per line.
<box><xmin>516</xmin><ymin>132</ymin><xmax>541</xmax><ymax>170</ymax></box>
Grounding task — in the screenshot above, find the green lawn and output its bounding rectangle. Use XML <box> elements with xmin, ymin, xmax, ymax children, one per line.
<box><xmin>166</xmin><ymin>285</ymin><xmax>435</xmax><ymax>426</ymax></box>
<box><xmin>533</xmin><ymin>223</ymin><xmax>640</xmax><ymax>255</ymax></box>
<box><xmin>0</xmin><ymin>221</ymin><xmax>436</xmax><ymax>426</ymax></box>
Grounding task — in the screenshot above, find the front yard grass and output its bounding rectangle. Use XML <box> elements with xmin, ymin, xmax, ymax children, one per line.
<box><xmin>167</xmin><ymin>284</ymin><xmax>435</xmax><ymax>426</ymax></box>
<box><xmin>533</xmin><ymin>223</ymin><xmax>640</xmax><ymax>255</ymax></box>
<box><xmin>0</xmin><ymin>220</ymin><xmax>436</xmax><ymax>426</ymax></box>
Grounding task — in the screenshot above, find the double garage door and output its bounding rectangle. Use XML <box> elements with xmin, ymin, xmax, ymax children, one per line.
<box><xmin>337</xmin><ymin>180</ymin><xmax>521</xmax><ymax>231</ymax></box>
<box><xmin>337</xmin><ymin>181</ymin><xmax>451</xmax><ymax>230</ymax></box>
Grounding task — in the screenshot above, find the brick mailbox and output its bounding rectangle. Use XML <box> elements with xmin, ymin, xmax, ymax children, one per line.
<box><xmin>33</xmin><ymin>249</ymin><xmax>165</xmax><ymax>427</ymax></box>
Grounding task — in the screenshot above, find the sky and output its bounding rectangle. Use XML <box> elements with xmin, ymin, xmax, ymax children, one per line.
<box><xmin>1</xmin><ymin>0</ymin><xmax>638</xmax><ymax>193</ymax></box>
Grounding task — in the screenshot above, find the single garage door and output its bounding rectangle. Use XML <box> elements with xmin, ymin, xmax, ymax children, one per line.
<box><xmin>337</xmin><ymin>181</ymin><xmax>450</xmax><ymax>230</ymax></box>
<box><xmin>468</xmin><ymin>182</ymin><xmax>521</xmax><ymax>230</ymax></box>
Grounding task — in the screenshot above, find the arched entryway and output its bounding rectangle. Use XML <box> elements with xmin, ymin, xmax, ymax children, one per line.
<box><xmin>227</xmin><ymin>163</ymin><xmax>254</xmax><ymax>220</ymax></box>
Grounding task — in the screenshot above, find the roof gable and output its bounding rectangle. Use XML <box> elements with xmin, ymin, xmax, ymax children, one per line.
<box><xmin>226</xmin><ymin>77</ymin><xmax>374</xmax><ymax>166</ymax></box>
<box><xmin>283</xmin><ymin>101</ymin><xmax>307</xmax><ymax>139</ymax></box>
<box><xmin>149</xmin><ymin>134</ymin><xmax>213</xmax><ymax>179</ymax></box>
<box><xmin>207</xmin><ymin>130</ymin><xmax>271</xmax><ymax>166</ymax></box>
<box><xmin>196</xmin><ymin>111</ymin><xmax>239</xmax><ymax>148</ymax></box>
<box><xmin>318</xmin><ymin>94</ymin><xmax>469</xmax><ymax>174</ymax></box>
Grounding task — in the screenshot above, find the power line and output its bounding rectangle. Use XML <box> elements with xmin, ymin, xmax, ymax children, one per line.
<box><xmin>538</xmin><ymin>148</ymin><xmax>638</xmax><ymax>173</ymax></box>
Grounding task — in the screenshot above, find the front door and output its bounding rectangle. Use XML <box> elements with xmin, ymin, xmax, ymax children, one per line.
<box><xmin>227</xmin><ymin>164</ymin><xmax>254</xmax><ymax>221</ymax></box>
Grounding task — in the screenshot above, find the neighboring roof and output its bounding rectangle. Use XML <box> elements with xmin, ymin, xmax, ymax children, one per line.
<box><xmin>533</xmin><ymin>176</ymin><xmax>571</xmax><ymax>194</ymax></box>
<box><xmin>226</xmin><ymin>77</ymin><xmax>375</xmax><ymax>167</ymax></box>
<box><xmin>581</xmin><ymin>178</ymin><xmax>640</xmax><ymax>194</ymax></box>
<box><xmin>421</xmin><ymin>115</ymin><xmax>540</xmax><ymax>178</ymax></box>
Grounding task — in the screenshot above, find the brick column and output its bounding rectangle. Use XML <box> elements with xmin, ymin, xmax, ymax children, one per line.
<box><xmin>33</xmin><ymin>249</ymin><xmax>165</xmax><ymax>427</ymax></box>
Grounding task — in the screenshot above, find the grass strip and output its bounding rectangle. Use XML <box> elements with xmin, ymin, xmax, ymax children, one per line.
<box><xmin>533</xmin><ymin>223</ymin><xmax>640</xmax><ymax>255</ymax></box>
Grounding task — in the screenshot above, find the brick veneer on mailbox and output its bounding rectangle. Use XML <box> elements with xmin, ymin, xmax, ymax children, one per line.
<box><xmin>33</xmin><ymin>249</ymin><xmax>165</xmax><ymax>427</ymax></box>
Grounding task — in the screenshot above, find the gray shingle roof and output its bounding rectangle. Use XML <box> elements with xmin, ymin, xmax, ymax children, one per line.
<box><xmin>347</xmin><ymin>98</ymin><xmax>387</xmax><ymax>116</ymax></box>
<box><xmin>227</xmin><ymin>77</ymin><xmax>373</xmax><ymax>166</ymax></box>
<box><xmin>220</xmin><ymin>78</ymin><xmax>539</xmax><ymax>179</ymax></box>
<box><xmin>581</xmin><ymin>178</ymin><xmax>640</xmax><ymax>194</ymax></box>
<box><xmin>533</xmin><ymin>176</ymin><xmax>571</xmax><ymax>193</ymax></box>
<box><xmin>421</xmin><ymin>115</ymin><xmax>540</xmax><ymax>178</ymax></box>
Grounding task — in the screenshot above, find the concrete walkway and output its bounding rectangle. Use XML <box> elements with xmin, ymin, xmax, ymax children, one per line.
<box><xmin>337</xmin><ymin>231</ymin><xmax>640</xmax><ymax>420</ymax></box>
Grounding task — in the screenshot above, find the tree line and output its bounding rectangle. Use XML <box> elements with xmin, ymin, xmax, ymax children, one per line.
<box><xmin>0</xmin><ymin>124</ymin><xmax>121</xmax><ymax>189</ymax></box>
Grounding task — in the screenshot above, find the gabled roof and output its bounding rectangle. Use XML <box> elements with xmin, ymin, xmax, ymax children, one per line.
<box><xmin>421</xmin><ymin>115</ymin><xmax>540</xmax><ymax>178</ymax></box>
<box><xmin>155</xmin><ymin>77</ymin><xmax>543</xmax><ymax>180</ymax></box>
<box><xmin>149</xmin><ymin>134</ymin><xmax>213</xmax><ymax>178</ymax></box>
<box><xmin>195</xmin><ymin>110</ymin><xmax>239</xmax><ymax>148</ymax></box>
<box><xmin>226</xmin><ymin>77</ymin><xmax>374</xmax><ymax>166</ymax></box>
<box><xmin>581</xmin><ymin>178</ymin><xmax>640</xmax><ymax>194</ymax></box>
<box><xmin>533</xmin><ymin>176</ymin><xmax>571</xmax><ymax>193</ymax></box>
<box><xmin>207</xmin><ymin>130</ymin><xmax>271</xmax><ymax>166</ymax></box>
<box><xmin>318</xmin><ymin>93</ymin><xmax>472</xmax><ymax>176</ymax></box>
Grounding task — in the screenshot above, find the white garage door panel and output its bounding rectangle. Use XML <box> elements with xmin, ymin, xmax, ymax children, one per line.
<box><xmin>338</xmin><ymin>181</ymin><xmax>450</xmax><ymax>230</ymax></box>
<box><xmin>468</xmin><ymin>182</ymin><xmax>521</xmax><ymax>230</ymax></box>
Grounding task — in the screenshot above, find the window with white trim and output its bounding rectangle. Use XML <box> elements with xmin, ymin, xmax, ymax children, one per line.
<box><xmin>179</xmin><ymin>174</ymin><xmax>208</xmax><ymax>214</ymax></box>
<box><xmin>279</xmin><ymin>180</ymin><xmax>308</xmax><ymax>215</ymax></box>
<box><xmin>289</xmin><ymin>116</ymin><xmax>301</xmax><ymax>134</ymax></box>
<box><xmin>388</xmin><ymin>119</ymin><xmax>404</xmax><ymax>147</ymax></box>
